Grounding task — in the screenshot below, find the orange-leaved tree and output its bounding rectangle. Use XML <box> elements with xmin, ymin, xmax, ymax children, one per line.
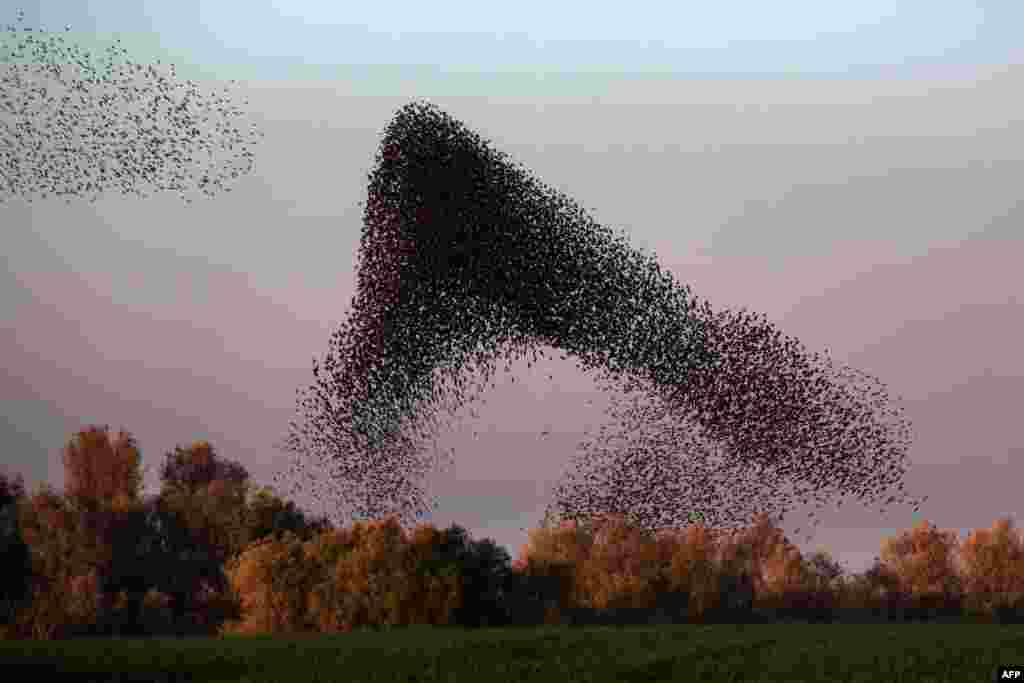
<box><xmin>10</xmin><ymin>483</ymin><xmax>107</xmax><ymax>639</ymax></box>
<box><xmin>657</xmin><ymin>522</ymin><xmax>722</xmax><ymax>619</ymax></box>
<box><xmin>958</xmin><ymin>517</ymin><xmax>1024</xmax><ymax>616</ymax></box>
<box><xmin>61</xmin><ymin>425</ymin><xmax>148</xmax><ymax>510</ymax></box>
<box><xmin>513</xmin><ymin>511</ymin><xmax>599</xmax><ymax>622</ymax></box>
<box><xmin>220</xmin><ymin>516</ymin><xmax>465</xmax><ymax>636</ymax></box>
<box><xmin>572</xmin><ymin>513</ymin><xmax>665</xmax><ymax>611</ymax></box>
<box><xmin>879</xmin><ymin>519</ymin><xmax>962</xmax><ymax>608</ymax></box>
<box><xmin>59</xmin><ymin>425</ymin><xmax>168</xmax><ymax>633</ymax></box>
<box><xmin>714</xmin><ymin>512</ymin><xmax>798</xmax><ymax>603</ymax></box>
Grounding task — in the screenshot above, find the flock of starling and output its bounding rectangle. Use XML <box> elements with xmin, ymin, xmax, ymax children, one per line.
<box><xmin>273</xmin><ymin>100</ymin><xmax>928</xmax><ymax>538</ymax></box>
<box><xmin>0</xmin><ymin>10</ymin><xmax>263</xmax><ymax>206</ymax></box>
<box><xmin>0</xmin><ymin>12</ymin><xmax>926</xmax><ymax>539</ymax></box>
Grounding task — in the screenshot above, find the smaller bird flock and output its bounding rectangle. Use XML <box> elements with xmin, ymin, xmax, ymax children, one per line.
<box><xmin>274</xmin><ymin>101</ymin><xmax>929</xmax><ymax>538</ymax></box>
<box><xmin>0</xmin><ymin>10</ymin><xmax>263</xmax><ymax>206</ymax></box>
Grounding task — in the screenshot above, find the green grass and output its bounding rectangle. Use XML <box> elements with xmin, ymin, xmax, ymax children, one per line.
<box><xmin>2</xmin><ymin>623</ymin><xmax>1021</xmax><ymax>682</ymax></box>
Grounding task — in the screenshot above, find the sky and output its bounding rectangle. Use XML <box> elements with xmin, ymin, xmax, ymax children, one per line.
<box><xmin>2</xmin><ymin>1</ymin><xmax>1022</xmax><ymax>574</ymax></box>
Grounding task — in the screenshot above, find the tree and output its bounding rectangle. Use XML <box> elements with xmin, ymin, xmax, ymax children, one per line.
<box><xmin>156</xmin><ymin>441</ymin><xmax>253</xmax><ymax>564</ymax></box>
<box><xmin>61</xmin><ymin>425</ymin><xmax>147</xmax><ymax>510</ymax></box>
<box><xmin>65</xmin><ymin>490</ymin><xmax>246</xmax><ymax>638</ymax></box>
<box><xmin>69</xmin><ymin>437</ymin><xmax>337</xmax><ymax>637</ymax></box>
<box><xmin>959</xmin><ymin>517</ymin><xmax>1024</xmax><ymax>617</ymax></box>
<box><xmin>57</xmin><ymin>427</ymin><xmax>242</xmax><ymax>635</ymax></box>
<box><xmin>220</xmin><ymin>531</ymin><xmax>321</xmax><ymax>636</ymax></box>
<box><xmin>219</xmin><ymin>517</ymin><xmax>479</xmax><ymax>636</ymax></box>
<box><xmin>0</xmin><ymin>468</ymin><xmax>32</xmax><ymax>633</ymax></box>
<box><xmin>57</xmin><ymin>425</ymin><xmax>157</xmax><ymax>630</ymax></box>
<box><xmin>417</xmin><ymin>524</ymin><xmax>513</xmax><ymax>628</ymax></box>
<box><xmin>152</xmin><ymin>441</ymin><xmax>259</xmax><ymax>630</ymax></box>
<box><xmin>158</xmin><ymin>440</ymin><xmax>250</xmax><ymax>499</ymax></box>
<box><xmin>68</xmin><ymin>493</ymin><xmax>166</xmax><ymax>637</ymax></box>
<box><xmin>880</xmin><ymin>520</ymin><xmax>962</xmax><ymax>606</ymax></box>
<box><xmin>573</xmin><ymin>514</ymin><xmax>663</xmax><ymax>611</ymax></box>
<box><xmin>660</xmin><ymin>522</ymin><xmax>721</xmax><ymax>620</ymax></box>
<box><xmin>715</xmin><ymin>512</ymin><xmax>797</xmax><ymax>599</ymax></box>
<box><xmin>242</xmin><ymin>484</ymin><xmax>335</xmax><ymax>545</ymax></box>
<box><xmin>115</xmin><ymin>493</ymin><xmax>244</xmax><ymax>636</ymax></box>
<box><xmin>803</xmin><ymin>548</ymin><xmax>845</xmax><ymax>589</ymax></box>
<box><xmin>10</xmin><ymin>483</ymin><xmax>110</xmax><ymax>639</ymax></box>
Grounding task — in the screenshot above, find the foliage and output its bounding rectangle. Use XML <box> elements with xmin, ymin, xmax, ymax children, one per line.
<box><xmin>958</xmin><ymin>517</ymin><xmax>1024</xmax><ymax>618</ymax></box>
<box><xmin>802</xmin><ymin>548</ymin><xmax>845</xmax><ymax>590</ymax></box>
<box><xmin>415</xmin><ymin>524</ymin><xmax>514</xmax><ymax>628</ymax></box>
<box><xmin>18</xmin><ymin>423</ymin><xmax>1024</xmax><ymax>637</ymax></box>
<box><xmin>60</xmin><ymin>425</ymin><xmax>148</xmax><ymax>510</ymax></box>
<box><xmin>8</xmin><ymin>483</ymin><xmax>108</xmax><ymax>639</ymax></box>
<box><xmin>243</xmin><ymin>484</ymin><xmax>336</xmax><ymax>545</ymax></box>
<box><xmin>218</xmin><ymin>516</ymin><xmax>468</xmax><ymax>636</ymax></box>
<box><xmin>158</xmin><ymin>441</ymin><xmax>250</xmax><ymax>499</ymax></box>
<box><xmin>879</xmin><ymin>520</ymin><xmax>962</xmax><ymax>604</ymax></box>
<box><xmin>219</xmin><ymin>532</ymin><xmax>322</xmax><ymax>636</ymax></box>
<box><xmin>657</xmin><ymin>522</ymin><xmax>720</xmax><ymax>619</ymax></box>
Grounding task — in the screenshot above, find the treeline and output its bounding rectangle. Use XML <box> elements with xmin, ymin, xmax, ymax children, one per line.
<box><xmin>2</xmin><ymin>424</ymin><xmax>1023</xmax><ymax>640</ymax></box>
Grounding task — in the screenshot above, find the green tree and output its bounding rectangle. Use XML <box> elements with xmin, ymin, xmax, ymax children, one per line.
<box><xmin>243</xmin><ymin>484</ymin><xmax>335</xmax><ymax>546</ymax></box>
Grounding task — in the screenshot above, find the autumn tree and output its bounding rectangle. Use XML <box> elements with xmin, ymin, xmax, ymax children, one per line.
<box><xmin>512</xmin><ymin>512</ymin><xmax>702</xmax><ymax>625</ymax></box>
<box><xmin>879</xmin><ymin>519</ymin><xmax>962</xmax><ymax>608</ymax></box>
<box><xmin>158</xmin><ymin>441</ymin><xmax>249</xmax><ymax>497</ymax></box>
<box><xmin>219</xmin><ymin>532</ymin><xmax>321</xmax><ymax>636</ymax></box>
<box><xmin>714</xmin><ymin>512</ymin><xmax>797</xmax><ymax>601</ymax></box>
<box><xmin>9</xmin><ymin>483</ymin><xmax>111</xmax><ymax>639</ymax></box>
<box><xmin>157</xmin><ymin>442</ymin><xmax>330</xmax><ymax>547</ymax></box>
<box><xmin>55</xmin><ymin>425</ymin><xmax>171</xmax><ymax>632</ymax></box>
<box><xmin>571</xmin><ymin>514</ymin><xmax>664</xmax><ymax>611</ymax></box>
<box><xmin>220</xmin><ymin>516</ymin><xmax>472</xmax><ymax>636</ymax></box>
<box><xmin>658</xmin><ymin>522</ymin><xmax>722</xmax><ymax>620</ymax></box>
<box><xmin>207</xmin><ymin>484</ymin><xmax>336</xmax><ymax>634</ymax></box>
<box><xmin>958</xmin><ymin>517</ymin><xmax>1024</xmax><ymax>617</ymax></box>
<box><xmin>512</xmin><ymin>514</ymin><xmax>596</xmax><ymax>622</ymax></box>
<box><xmin>155</xmin><ymin>441</ymin><xmax>253</xmax><ymax>562</ymax></box>
<box><xmin>61</xmin><ymin>425</ymin><xmax>147</xmax><ymax>511</ymax></box>
<box><xmin>73</xmin><ymin>437</ymin><xmax>335</xmax><ymax>637</ymax></box>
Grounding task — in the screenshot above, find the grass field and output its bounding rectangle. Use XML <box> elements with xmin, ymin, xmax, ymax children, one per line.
<box><xmin>2</xmin><ymin>622</ymin><xmax>1022</xmax><ymax>682</ymax></box>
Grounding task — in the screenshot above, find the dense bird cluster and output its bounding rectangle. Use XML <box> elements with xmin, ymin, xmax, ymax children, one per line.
<box><xmin>0</xmin><ymin>10</ymin><xmax>263</xmax><ymax>205</ymax></box>
<box><xmin>274</xmin><ymin>100</ymin><xmax>928</xmax><ymax>536</ymax></box>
